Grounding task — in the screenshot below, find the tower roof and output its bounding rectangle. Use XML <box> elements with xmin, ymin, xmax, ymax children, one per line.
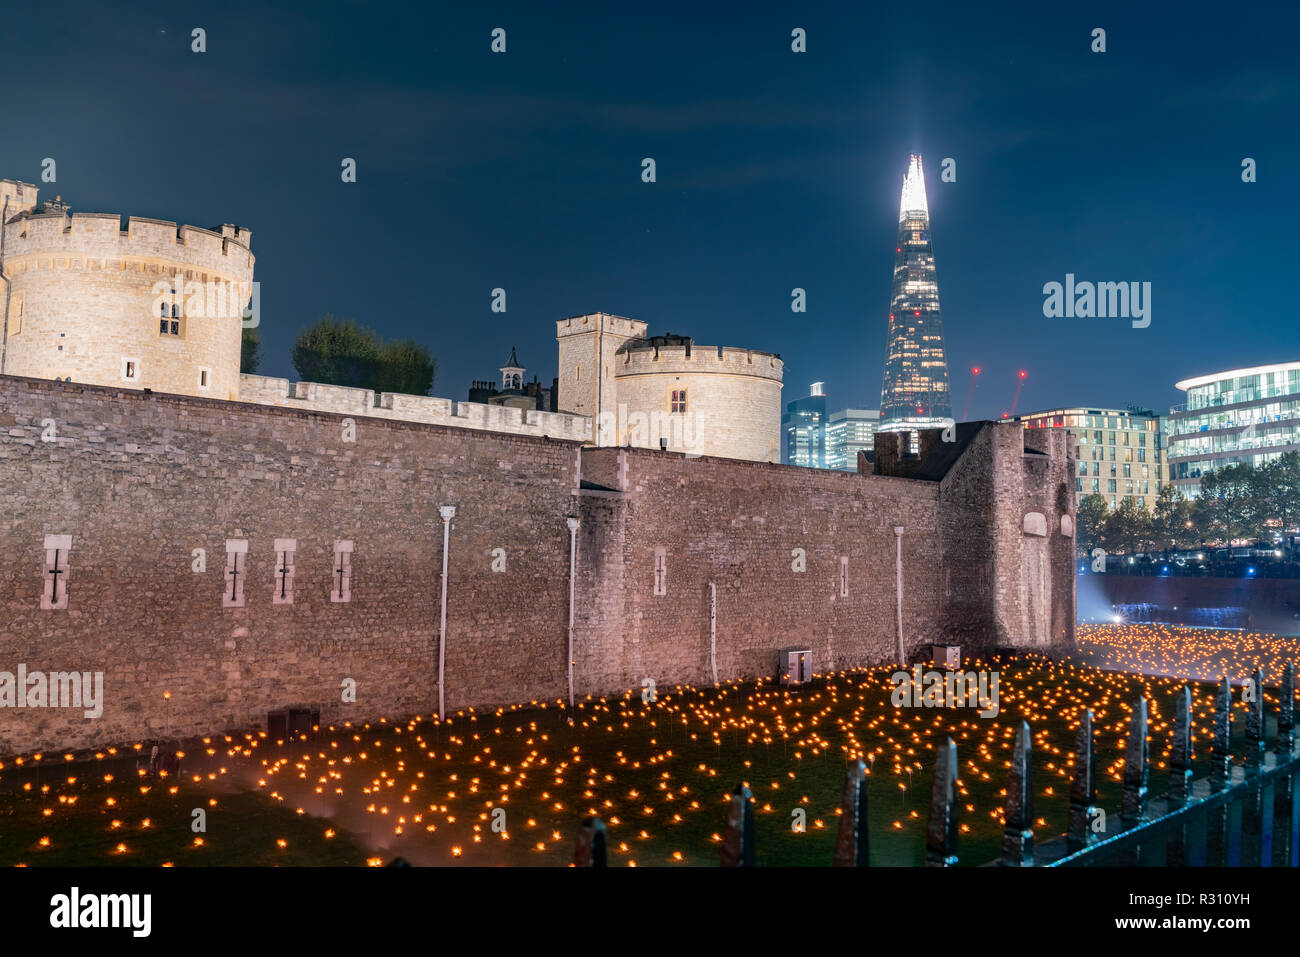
<box><xmin>501</xmin><ymin>345</ymin><xmax>523</xmax><ymax>370</ymax></box>
<box><xmin>899</xmin><ymin>153</ymin><xmax>929</xmax><ymax>223</ymax></box>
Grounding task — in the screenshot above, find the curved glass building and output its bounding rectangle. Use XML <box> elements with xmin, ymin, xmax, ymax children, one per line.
<box><xmin>1168</xmin><ymin>361</ymin><xmax>1300</xmax><ymax>497</ymax></box>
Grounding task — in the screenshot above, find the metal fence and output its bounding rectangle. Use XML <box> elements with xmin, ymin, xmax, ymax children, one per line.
<box><xmin>572</xmin><ymin>663</ymin><xmax>1299</xmax><ymax>867</ymax></box>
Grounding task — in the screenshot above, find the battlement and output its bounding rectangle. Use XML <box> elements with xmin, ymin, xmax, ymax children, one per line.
<box><xmin>238</xmin><ymin>374</ymin><xmax>592</xmax><ymax>442</ymax></box>
<box><xmin>0</xmin><ymin>179</ymin><xmax>39</xmax><ymax>221</ymax></box>
<box><xmin>556</xmin><ymin>312</ymin><xmax>648</xmax><ymax>340</ymax></box>
<box><xmin>614</xmin><ymin>342</ymin><xmax>784</xmax><ymax>381</ymax></box>
<box><xmin>2</xmin><ymin>208</ymin><xmax>254</xmax><ymax>278</ymax></box>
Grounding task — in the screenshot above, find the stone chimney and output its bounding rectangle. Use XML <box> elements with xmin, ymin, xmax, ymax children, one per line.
<box><xmin>916</xmin><ymin>427</ymin><xmax>945</xmax><ymax>462</ymax></box>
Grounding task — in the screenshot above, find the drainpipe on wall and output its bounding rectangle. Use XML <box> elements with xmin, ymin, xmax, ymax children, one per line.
<box><xmin>709</xmin><ymin>580</ymin><xmax>718</xmax><ymax>685</ymax></box>
<box><xmin>566</xmin><ymin>515</ymin><xmax>581</xmax><ymax>709</ymax></box>
<box><xmin>894</xmin><ymin>525</ymin><xmax>905</xmax><ymax>665</ymax></box>
<box><xmin>594</xmin><ymin>320</ymin><xmax>604</xmax><ymax>446</ymax></box>
<box><xmin>438</xmin><ymin>505</ymin><xmax>455</xmax><ymax>720</ymax></box>
<box><xmin>1</xmin><ymin>195</ymin><xmax>11</xmax><ymax>375</ymax></box>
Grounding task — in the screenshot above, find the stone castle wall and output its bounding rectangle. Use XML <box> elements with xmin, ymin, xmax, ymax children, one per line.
<box><xmin>0</xmin><ymin>375</ymin><xmax>1074</xmax><ymax>755</ymax></box>
<box><xmin>0</xmin><ymin>375</ymin><xmax>580</xmax><ymax>753</ymax></box>
<box><xmin>238</xmin><ymin>374</ymin><xmax>592</xmax><ymax>442</ymax></box>
<box><xmin>2</xmin><ymin>198</ymin><xmax>254</xmax><ymax>401</ymax></box>
<box><xmin>573</xmin><ymin>448</ymin><xmax>945</xmax><ymax>693</ymax></box>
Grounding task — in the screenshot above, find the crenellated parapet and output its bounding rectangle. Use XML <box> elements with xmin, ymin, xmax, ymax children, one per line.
<box><xmin>3</xmin><ymin>210</ymin><xmax>253</xmax><ymax>282</ymax></box>
<box><xmin>615</xmin><ymin>341</ymin><xmax>784</xmax><ymax>382</ymax></box>
<box><xmin>238</xmin><ymin>374</ymin><xmax>593</xmax><ymax>443</ymax></box>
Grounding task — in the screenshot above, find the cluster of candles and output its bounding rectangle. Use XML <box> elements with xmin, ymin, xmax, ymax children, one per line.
<box><xmin>1078</xmin><ymin>622</ymin><xmax>1300</xmax><ymax>683</ymax></box>
<box><xmin>5</xmin><ymin>624</ymin><xmax>1294</xmax><ymax>866</ymax></box>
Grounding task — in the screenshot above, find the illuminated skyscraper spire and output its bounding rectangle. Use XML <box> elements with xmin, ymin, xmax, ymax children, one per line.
<box><xmin>898</xmin><ymin>153</ymin><xmax>928</xmax><ymax>222</ymax></box>
<box><xmin>877</xmin><ymin>153</ymin><xmax>954</xmax><ymax>449</ymax></box>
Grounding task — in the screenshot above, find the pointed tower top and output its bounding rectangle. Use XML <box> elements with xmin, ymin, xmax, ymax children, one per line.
<box><xmin>899</xmin><ymin>153</ymin><xmax>928</xmax><ymax>223</ymax></box>
<box><xmin>500</xmin><ymin>346</ymin><xmax>525</xmax><ymax>392</ymax></box>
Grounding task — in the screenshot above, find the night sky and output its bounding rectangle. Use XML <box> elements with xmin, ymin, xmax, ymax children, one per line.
<box><xmin>4</xmin><ymin>1</ymin><xmax>1297</xmax><ymax>419</ymax></box>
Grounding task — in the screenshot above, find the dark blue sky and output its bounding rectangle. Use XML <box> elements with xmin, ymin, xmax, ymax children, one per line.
<box><xmin>4</xmin><ymin>1</ymin><xmax>1297</xmax><ymax>418</ymax></box>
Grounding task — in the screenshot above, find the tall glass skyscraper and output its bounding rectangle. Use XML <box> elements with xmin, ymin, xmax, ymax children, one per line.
<box><xmin>782</xmin><ymin>382</ymin><xmax>828</xmax><ymax>467</ymax></box>
<box><xmin>877</xmin><ymin>154</ymin><xmax>953</xmax><ymax>450</ymax></box>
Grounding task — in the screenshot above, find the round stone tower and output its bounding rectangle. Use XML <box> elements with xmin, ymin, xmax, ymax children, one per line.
<box><xmin>1</xmin><ymin>180</ymin><xmax>254</xmax><ymax>400</ymax></box>
<box><xmin>612</xmin><ymin>334</ymin><xmax>784</xmax><ymax>463</ymax></box>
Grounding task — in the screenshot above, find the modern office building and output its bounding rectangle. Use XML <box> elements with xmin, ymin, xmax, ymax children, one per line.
<box><xmin>1167</xmin><ymin>362</ymin><xmax>1300</xmax><ymax>497</ymax></box>
<box><xmin>782</xmin><ymin>382</ymin><xmax>828</xmax><ymax>467</ymax></box>
<box><xmin>825</xmin><ymin>408</ymin><xmax>879</xmax><ymax>471</ymax></box>
<box><xmin>1017</xmin><ymin>407</ymin><xmax>1167</xmax><ymax>510</ymax></box>
<box><xmin>877</xmin><ymin>154</ymin><xmax>954</xmax><ymax>452</ymax></box>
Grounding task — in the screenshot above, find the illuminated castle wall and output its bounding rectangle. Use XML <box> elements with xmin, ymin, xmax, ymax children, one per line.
<box><xmin>0</xmin><ymin>374</ymin><xmax>1075</xmax><ymax>755</ymax></box>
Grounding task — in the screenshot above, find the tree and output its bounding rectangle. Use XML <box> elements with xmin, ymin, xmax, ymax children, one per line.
<box><xmin>241</xmin><ymin>327</ymin><xmax>262</xmax><ymax>374</ymax></box>
<box><xmin>292</xmin><ymin>316</ymin><xmax>382</xmax><ymax>390</ymax></box>
<box><xmin>375</xmin><ymin>339</ymin><xmax>436</xmax><ymax>397</ymax></box>
<box><xmin>1151</xmin><ymin>484</ymin><xmax>1196</xmax><ymax>550</ymax></box>
<box><xmin>1199</xmin><ymin>464</ymin><xmax>1255</xmax><ymax>544</ymax></box>
<box><xmin>1103</xmin><ymin>497</ymin><xmax>1152</xmax><ymax>555</ymax></box>
<box><xmin>1253</xmin><ymin>452</ymin><xmax>1300</xmax><ymax>546</ymax></box>
<box><xmin>1076</xmin><ymin>494</ymin><xmax>1110</xmax><ymax>558</ymax></box>
<box><xmin>291</xmin><ymin>316</ymin><xmax>437</xmax><ymax>396</ymax></box>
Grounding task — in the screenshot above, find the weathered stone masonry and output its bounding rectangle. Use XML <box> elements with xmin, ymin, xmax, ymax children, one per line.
<box><xmin>0</xmin><ymin>376</ymin><xmax>1075</xmax><ymax>755</ymax></box>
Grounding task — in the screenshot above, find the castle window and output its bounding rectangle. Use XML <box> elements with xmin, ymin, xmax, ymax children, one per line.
<box><xmin>331</xmin><ymin>540</ymin><xmax>353</xmax><ymax>603</ymax></box>
<box><xmin>273</xmin><ymin>539</ymin><xmax>297</xmax><ymax>605</ymax></box>
<box><xmin>653</xmin><ymin>547</ymin><xmax>667</xmax><ymax>596</ymax></box>
<box><xmin>121</xmin><ymin>359</ymin><xmax>139</xmax><ymax>381</ymax></box>
<box><xmin>41</xmin><ymin>534</ymin><xmax>72</xmax><ymax>610</ymax></box>
<box><xmin>198</xmin><ymin>368</ymin><xmax>211</xmax><ymax>390</ymax></box>
<box><xmin>839</xmin><ymin>556</ymin><xmax>849</xmax><ymax>598</ymax></box>
<box><xmin>223</xmin><ymin>539</ymin><xmax>248</xmax><ymax>608</ymax></box>
<box><xmin>671</xmin><ymin>389</ymin><xmax>687</xmax><ymax>414</ymax></box>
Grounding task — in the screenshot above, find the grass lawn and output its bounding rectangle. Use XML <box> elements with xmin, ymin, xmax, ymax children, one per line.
<box><xmin>3</xmin><ymin>625</ymin><xmax>1295</xmax><ymax>867</ymax></box>
<box><xmin>0</xmin><ymin>777</ymin><xmax>369</xmax><ymax>866</ymax></box>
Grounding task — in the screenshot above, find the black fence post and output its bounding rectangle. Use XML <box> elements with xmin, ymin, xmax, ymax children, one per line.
<box><xmin>1211</xmin><ymin>676</ymin><xmax>1232</xmax><ymax>790</ymax></box>
<box><xmin>1167</xmin><ymin>686</ymin><xmax>1193</xmax><ymax>866</ymax></box>
<box><xmin>1243</xmin><ymin>667</ymin><xmax>1269</xmax><ymax>866</ymax></box>
<box><xmin>720</xmin><ymin>784</ymin><xmax>755</xmax><ymax>867</ymax></box>
<box><xmin>1067</xmin><ymin>709</ymin><xmax>1100</xmax><ymax>851</ymax></box>
<box><xmin>1001</xmin><ymin>720</ymin><xmax>1034</xmax><ymax>867</ymax></box>
<box><xmin>1120</xmin><ymin>697</ymin><xmax>1149</xmax><ymax>865</ymax></box>
<box><xmin>1274</xmin><ymin>663</ymin><xmax>1298</xmax><ymax>868</ymax></box>
<box><xmin>573</xmin><ymin>816</ymin><xmax>607</xmax><ymax>867</ymax></box>
<box><xmin>1207</xmin><ymin>676</ymin><xmax>1232</xmax><ymax>866</ymax></box>
<box><xmin>1245</xmin><ymin>666</ymin><xmax>1266</xmax><ymax>772</ymax></box>
<box><xmin>925</xmin><ymin>737</ymin><xmax>959</xmax><ymax>867</ymax></box>
<box><xmin>833</xmin><ymin>759</ymin><xmax>870</xmax><ymax>867</ymax></box>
